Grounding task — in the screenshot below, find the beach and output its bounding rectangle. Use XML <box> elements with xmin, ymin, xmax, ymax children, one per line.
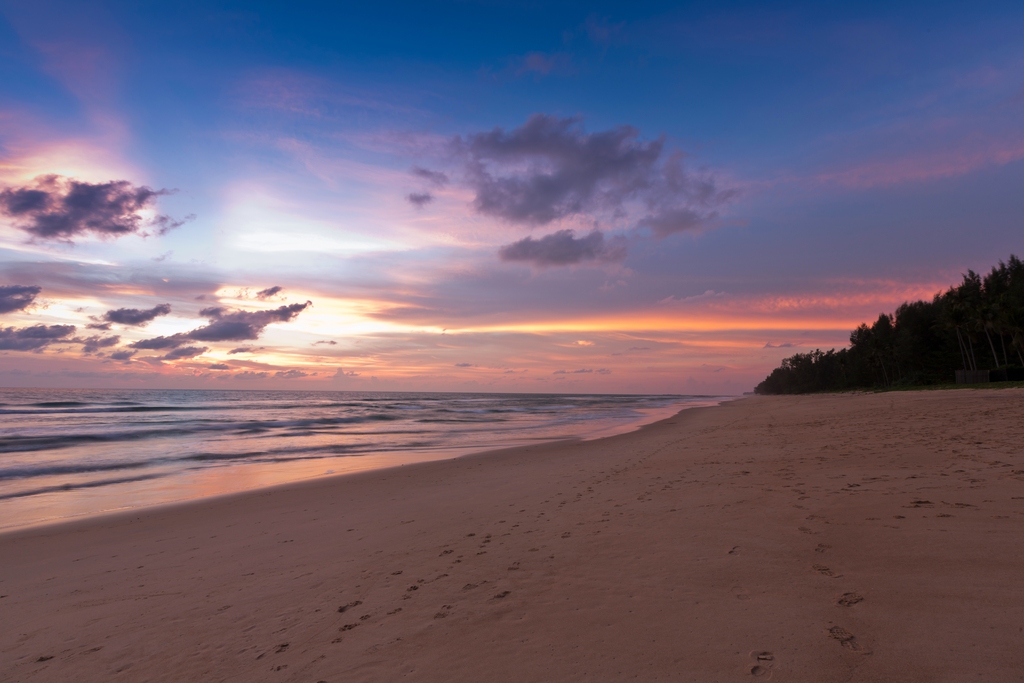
<box><xmin>2</xmin><ymin>389</ymin><xmax>1023</xmax><ymax>682</ymax></box>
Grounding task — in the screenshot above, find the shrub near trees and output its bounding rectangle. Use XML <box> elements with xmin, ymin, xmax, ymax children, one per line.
<box><xmin>755</xmin><ymin>255</ymin><xmax>1024</xmax><ymax>394</ymax></box>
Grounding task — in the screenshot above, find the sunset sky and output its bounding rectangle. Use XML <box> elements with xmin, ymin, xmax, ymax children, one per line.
<box><xmin>1</xmin><ymin>0</ymin><xmax>1022</xmax><ymax>393</ymax></box>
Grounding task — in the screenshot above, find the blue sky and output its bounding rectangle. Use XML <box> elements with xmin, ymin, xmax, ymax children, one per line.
<box><xmin>0</xmin><ymin>0</ymin><xmax>1022</xmax><ymax>392</ymax></box>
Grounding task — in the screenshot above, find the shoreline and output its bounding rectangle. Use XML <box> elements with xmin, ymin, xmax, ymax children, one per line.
<box><xmin>0</xmin><ymin>393</ymin><xmax>723</xmax><ymax>534</ymax></box>
<box><xmin>0</xmin><ymin>400</ymin><xmax>719</xmax><ymax>540</ymax></box>
<box><xmin>3</xmin><ymin>389</ymin><xmax>1022</xmax><ymax>681</ymax></box>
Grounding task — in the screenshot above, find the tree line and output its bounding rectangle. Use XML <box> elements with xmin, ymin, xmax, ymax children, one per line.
<box><xmin>755</xmin><ymin>255</ymin><xmax>1024</xmax><ymax>394</ymax></box>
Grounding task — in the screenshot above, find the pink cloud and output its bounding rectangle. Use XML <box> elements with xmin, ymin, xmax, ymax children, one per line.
<box><xmin>813</xmin><ymin>135</ymin><xmax>1024</xmax><ymax>189</ymax></box>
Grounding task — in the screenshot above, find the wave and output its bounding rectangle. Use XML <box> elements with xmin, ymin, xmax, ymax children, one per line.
<box><xmin>0</xmin><ymin>390</ymin><xmax>715</xmax><ymax>510</ymax></box>
<box><xmin>0</xmin><ymin>414</ymin><xmax>406</xmax><ymax>453</ymax></box>
<box><xmin>0</xmin><ymin>474</ymin><xmax>166</xmax><ymax>501</ymax></box>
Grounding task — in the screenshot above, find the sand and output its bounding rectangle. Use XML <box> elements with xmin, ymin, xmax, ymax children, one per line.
<box><xmin>2</xmin><ymin>389</ymin><xmax>1024</xmax><ymax>682</ymax></box>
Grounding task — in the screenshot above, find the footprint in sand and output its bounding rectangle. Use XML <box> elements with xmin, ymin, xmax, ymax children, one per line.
<box><xmin>337</xmin><ymin>600</ymin><xmax>362</xmax><ymax>613</ymax></box>
<box><xmin>812</xmin><ymin>564</ymin><xmax>842</xmax><ymax>578</ymax></box>
<box><xmin>837</xmin><ymin>592</ymin><xmax>864</xmax><ymax>607</ymax></box>
<box><xmin>731</xmin><ymin>586</ymin><xmax>751</xmax><ymax>601</ymax></box>
<box><xmin>828</xmin><ymin>626</ymin><xmax>869</xmax><ymax>652</ymax></box>
<box><xmin>749</xmin><ymin>651</ymin><xmax>775</xmax><ymax>677</ymax></box>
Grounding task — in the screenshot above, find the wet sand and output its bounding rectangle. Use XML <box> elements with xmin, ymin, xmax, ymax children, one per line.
<box><xmin>2</xmin><ymin>389</ymin><xmax>1023</xmax><ymax>682</ymax></box>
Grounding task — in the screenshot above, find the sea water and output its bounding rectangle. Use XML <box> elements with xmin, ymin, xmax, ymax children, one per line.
<box><xmin>0</xmin><ymin>389</ymin><xmax>724</xmax><ymax>530</ymax></box>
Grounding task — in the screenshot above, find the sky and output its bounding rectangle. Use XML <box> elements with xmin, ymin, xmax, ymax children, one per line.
<box><xmin>0</xmin><ymin>0</ymin><xmax>1022</xmax><ymax>394</ymax></box>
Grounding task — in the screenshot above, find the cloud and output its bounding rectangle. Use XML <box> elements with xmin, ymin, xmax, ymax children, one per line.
<box><xmin>108</xmin><ymin>349</ymin><xmax>136</xmax><ymax>361</ymax></box>
<box><xmin>457</xmin><ymin>115</ymin><xmax>657</xmax><ymax>225</ymax></box>
<box><xmin>102</xmin><ymin>303</ymin><xmax>172</xmax><ymax>326</ymax></box>
<box><xmin>228</xmin><ymin>346</ymin><xmax>258</xmax><ymax>354</ymax></box>
<box><xmin>159</xmin><ymin>346</ymin><xmax>208</xmax><ymax>361</ymax></box>
<box><xmin>275</xmin><ymin>369</ymin><xmax>309</xmax><ymax>379</ymax></box>
<box><xmin>0</xmin><ymin>175</ymin><xmax>189</xmax><ymax>242</ymax></box>
<box><xmin>636</xmin><ymin>207</ymin><xmax>704</xmax><ymax>238</ymax></box>
<box><xmin>454</xmin><ymin>115</ymin><xmax>735</xmax><ymax>233</ymax></box>
<box><xmin>764</xmin><ymin>342</ymin><xmax>795</xmax><ymax>348</ymax></box>
<box><xmin>499</xmin><ymin>229</ymin><xmax>626</xmax><ymax>266</ymax></box>
<box><xmin>454</xmin><ymin>362</ymin><xmax>476</xmax><ymax>367</ymax></box>
<box><xmin>411</xmin><ymin>166</ymin><xmax>448</xmax><ymax>187</ymax></box>
<box><xmin>406</xmin><ymin>192</ymin><xmax>434</xmax><ymax>208</ymax></box>
<box><xmin>235</xmin><ymin>370</ymin><xmax>270</xmax><ymax>380</ymax></box>
<box><xmin>131</xmin><ymin>335</ymin><xmax>185</xmax><ymax>350</ymax></box>
<box><xmin>255</xmin><ymin>285</ymin><xmax>283</xmax><ymax>300</ymax></box>
<box><xmin>75</xmin><ymin>334</ymin><xmax>120</xmax><ymax>353</ymax></box>
<box><xmin>514</xmin><ymin>51</ymin><xmax>574</xmax><ymax>77</ymax></box>
<box><xmin>208</xmin><ymin>363</ymin><xmax>230</xmax><ymax>370</ymax></box>
<box><xmin>0</xmin><ymin>324</ymin><xmax>76</xmax><ymax>351</ymax></box>
<box><xmin>0</xmin><ymin>285</ymin><xmax>41</xmax><ymax>314</ymax></box>
<box><xmin>332</xmin><ymin>368</ymin><xmax>360</xmax><ymax>378</ymax></box>
<box><xmin>583</xmin><ymin>15</ymin><xmax>625</xmax><ymax>47</ymax></box>
<box><xmin>312</xmin><ymin>339</ymin><xmax>337</xmax><ymax>346</ymax></box>
<box><xmin>659</xmin><ymin>289</ymin><xmax>727</xmax><ymax>305</ymax></box>
<box><xmin>189</xmin><ymin>302</ymin><xmax>312</xmax><ymax>342</ymax></box>
<box><xmin>132</xmin><ymin>301</ymin><xmax>312</xmax><ymax>350</ymax></box>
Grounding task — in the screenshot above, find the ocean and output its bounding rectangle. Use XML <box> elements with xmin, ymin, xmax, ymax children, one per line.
<box><xmin>0</xmin><ymin>389</ymin><xmax>725</xmax><ymax>530</ymax></box>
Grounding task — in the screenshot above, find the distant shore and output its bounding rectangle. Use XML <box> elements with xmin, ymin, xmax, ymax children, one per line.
<box><xmin>3</xmin><ymin>389</ymin><xmax>1023</xmax><ymax>681</ymax></box>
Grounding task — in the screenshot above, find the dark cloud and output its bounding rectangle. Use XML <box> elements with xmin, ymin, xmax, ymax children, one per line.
<box><xmin>86</xmin><ymin>322</ymin><xmax>113</xmax><ymax>331</ymax></box>
<box><xmin>454</xmin><ymin>115</ymin><xmax>734</xmax><ymax>236</ymax></box>
<box><xmin>275</xmin><ymin>369</ymin><xmax>309</xmax><ymax>379</ymax></box>
<box><xmin>457</xmin><ymin>115</ymin><xmax>656</xmax><ymax>225</ymax></box>
<box><xmin>0</xmin><ymin>324</ymin><xmax>76</xmax><ymax>351</ymax></box>
<box><xmin>235</xmin><ymin>371</ymin><xmax>269</xmax><ymax>380</ymax></box>
<box><xmin>132</xmin><ymin>302</ymin><xmax>312</xmax><ymax>350</ymax></box>
<box><xmin>75</xmin><ymin>335</ymin><xmax>120</xmax><ymax>354</ymax></box>
<box><xmin>208</xmin><ymin>363</ymin><xmax>230</xmax><ymax>370</ymax></box>
<box><xmin>0</xmin><ymin>285</ymin><xmax>41</xmax><ymax>314</ymax></box>
<box><xmin>151</xmin><ymin>213</ymin><xmax>195</xmax><ymax>235</ymax></box>
<box><xmin>103</xmin><ymin>303</ymin><xmax>172</xmax><ymax>326</ymax></box>
<box><xmin>411</xmin><ymin>166</ymin><xmax>449</xmax><ymax>187</ymax></box>
<box><xmin>454</xmin><ymin>362</ymin><xmax>475</xmax><ymax>367</ymax></box>
<box><xmin>108</xmin><ymin>349</ymin><xmax>136</xmax><ymax>361</ymax></box>
<box><xmin>636</xmin><ymin>207</ymin><xmax>704</xmax><ymax>238</ymax></box>
<box><xmin>0</xmin><ymin>175</ymin><xmax>189</xmax><ymax>241</ymax></box>
<box><xmin>553</xmin><ymin>368</ymin><xmax>611</xmax><ymax>375</ymax></box>
<box><xmin>228</xmin><ymin>346</ymin><xmax>258</xmax><ymax>354</ymax></box>
<box><xmin>406</xmin><ymin>192</ymin><xmax>433</xmax><ymax>208</ymax></box>
<box><xmin>189</xmin><ymin>302</ymin><xmax>312</xmax><ymax>342</ymax></box>
<box><xmin>255</xmin><ymin>285</ymin><xmax>283</xmax><ymax>300</ymax></box>
<box><xmin>131</xmin><ymin>335</ymin><xmax>184</xmax><ymax>350</ymax></box>
<box><xmin>499</xmin><ymin>229</ymin><xmax>626</xmax><ymax>267</ymax></box>
<box><xmin>764</xmin><ymin>342</ymin><xmax>795</xmax><ymax>349</ymax></box>
<box><xmin>160</xmin><ymin>346</ymin><xmax>208</xmax><ymax>361</ymax></box>
<box><xmin>312</xmin><ymin>339</ymin><xmax>337</xmax><ymax>346</ymax></box>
